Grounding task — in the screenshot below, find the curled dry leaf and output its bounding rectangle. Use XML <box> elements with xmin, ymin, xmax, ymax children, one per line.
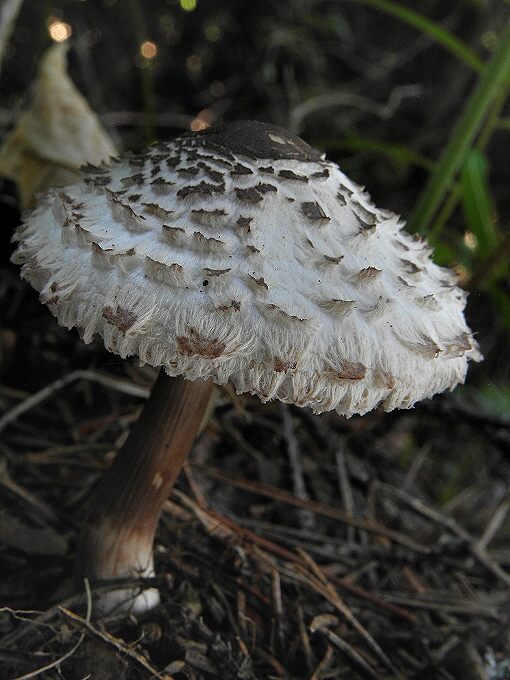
<box><xmin>0</xmin><ymin>0</ymin><xmax>23</xmax><ymax>67</ymax></box>
<box><xmin>0</xmin><ymin>41</ymin><xmax>117</xmax><ymax>208</ymax></box>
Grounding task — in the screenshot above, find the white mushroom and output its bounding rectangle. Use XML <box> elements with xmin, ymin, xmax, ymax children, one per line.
<box><xmin>12</xmin><ymin>120</ymin><xmax>482</xmax><ymax>614</ymax></box>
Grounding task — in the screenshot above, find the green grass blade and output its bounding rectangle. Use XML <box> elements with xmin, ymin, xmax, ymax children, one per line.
<box><xmin>340</xmin><ymin>0</ymin><xmax>484</xmax><ymax>72</ymax></box>
<box><xmin>488</xmin><ymin>281</ymin><xmax>510</xmax><ymax>338</ymax></box>
<box><xmin>128</xmin><ymin>0</ymin><xmax>157</xmax><ymax>145</ymax></box>
<box><xmin>460</xmin><ymin>149</ymin><xmax>497</xmax><ymax>256</ymax></box>
<box><xmin>407</xmin><ymin>21</ymin><xmax>510</xmax><ymax>235</ymax></box>
<box><xmin>336</xmin><ymin>131</ymin><xmax>435</xmax><ymax>171</ymax></box>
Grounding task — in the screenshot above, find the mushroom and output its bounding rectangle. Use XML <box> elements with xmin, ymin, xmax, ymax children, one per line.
<box><xmin>12</xmin><ymin>120</ymin><xmax>482</xmax><ymax>614</ymax></box>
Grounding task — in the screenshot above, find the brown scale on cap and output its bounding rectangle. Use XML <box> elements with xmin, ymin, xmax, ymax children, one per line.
<box><xmin>301</xmin><ymin>201</ymin><xmax>330</xmax><ymax>221</ymax></box>
<box><xmin>177</xmin><ymin>181</ymin><xmax>226</xmax><ymax>198</ymax></box>
<box><xmin>107</xmin><ymin>196</ymin><xmax>147</xmax><ymax>232</ymax></box>
<box><xmin>86</xmin><ymin>175</ymin><xmax>112</xmax><ymax>187</ymax></box>
<box><xmin>351</xmin><ymin>201</ymin><xmax>377</xmax><ymax>224</ymax></box>
<box><xmin>145</xmin><ymin>258</ymin><xmax>188</xmax><ymax>287</ymax></box>
<box><xmin>274</xmin><ymin>357</ymin><xmax>298</xmax><ymax>373</ymax></box>
<box><xmin>102</xmin><ymin>306</ymin><xmax>138</xmax><ymax>334</ymax></box>
<box><xmin>91</xmin><ymin>242</ymin><xmax>111</xmax><ymax>255</ymax></box>
<box><xmin>142</xmin><ymin>202</ymin><xmax>173</xmax><ymax>218</ymax></box>
<box><xmin>82</xmin><ymin>162</ymin><xmax>109</xmax><ymax>175</ymax></box>
<box><xmin>249</xmin><ymin>275</ymin><xmax>269</xmax><ymax>291</ymax></box>
<box><xmin>401</xmin><ymin>259</ymin><xmax>422</xmax><ymax>275</ymax></box>
<box><xmin>231</xmin><ymin>163</ymin><xmax>253</xmax><ymax>175</ymax></box>
<box><xmin>120</xmin><ymin>172</ymin><xmax>144</xmax><ymax>187</ymax></box>
<box><xmin>161</xmin><ymin>225</ymin><xmax>186</xmax><ymax>245</ymax></box>
<box><xmin>150</xmin><ymin>177</ymin><xmax>174</xmax><ymax>193</ymax></box>
<box><xmin>197</xmin><ymin>163</ymin><xmax>224</xmax><ymax>183</ymax></box>
<box><xmin>318</xmin><ymin>299</ymin><xmax>356</xmax><ymax>317</ymax></box>
<box><xmin>445</xmin><ymin>333</ymin><xmax>474</xmax><ymax>356</ymax></box>
<box><xmin>176</xmin><ymin>327</ymin><xmax>226</xmax><ymax>358</ymax></box>
<box><xmin>322</xmin><ymin>255</ymin><xmax>345</xmax><ymax>265</ymax></box>
<box><xmin>279</xmin><ymin>169</ymin><xmax>308</xmax><ymax>182</ymax></box>
<box><xmin>191</xmin><ymin>231</ymin><xmax>226</xmax><ymax>253</ymax></box>
<box><xmin>150</xmin><ymin>154</ymin><xmax>168</xmax><ymax>163</ymax></box>
<box><xmin>355</xmin><ymin>266</ymin><xmax>382</xmax><ymax>282</ymax></box>
<box><xmin>191</xmin><ymin>208</ymin><xmax>228</xmax><ymax>222</ymax></box>
<box><xmin>178</xmin><ymin>166</ymin><xmax>200</xmax><ymax>176</ymax></box>
<box><xmin>236</xmin><ymin>215</ymin><xmax>253</xmax><ymax>231</ymax></box>
<box><xmin>203</xmin><ymin>267</ymin><xmax>231</xmax><ymax>277</ymax></box>
<box><xmin>255</xmin><ymin>182</ymin><xmax>277</xmax><ymax>193</ymax></box>
<box><xmin>374</xmin><ymin>370</ymin><xmax>396</xmax><ymax>390</ymax></box>
<box><xmin>399</xmin><ymin>333</ymin><xmax>443</xmax><ymax>358</ymax></box>
<box><xmin>266</xmin><ymin>303</ymin><xmax>307</xmax><ymax>322</ymax></box>
<box><xmin>128</xmin><ymin>157</ymin><xmax>146</xmax><ymax>168</ymax></box>
<box><xmin>235</xmin><ymin>187</ymin><xmax>263</xmax><ymax>203</ymax></box>
<box><xmin>217</xmin><ymin>300</ymin><xmax>241</xmax><ymax>312</ymax></box>
<box><xmin>334</xmin><ymin>360</ymin><xmax>367</xmax><ymax>381</ymax></box>
<box><xmin>312</xmin><ymin>168</ymin><xmax>330</xmax><ymax>179</ymax></box>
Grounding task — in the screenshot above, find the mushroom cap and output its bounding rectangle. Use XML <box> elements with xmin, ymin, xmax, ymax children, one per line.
<box><xmin>12</xmin><ymin>121</ymin><xmax>482</xmax><ymax>416</ymax></box>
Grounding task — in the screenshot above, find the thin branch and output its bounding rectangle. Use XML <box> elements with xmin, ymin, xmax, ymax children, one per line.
<box><xmin>11</xmin><ymin>580</ymin><xmax>91</xmax><ymax>680</ymax></box>
<box><xmin>193</xmin><ymin>464</ymin><xmax>430</xmax><ymax>553</ymax></box>
<box><xmin>0</xmin><ymin>370</ymin><xmax>150</xmax><ymax>434</ymax></box>
<box><xmin>376</xmin><ymin>482</ymin><xmax>510</xmax><ymax>588</ymax></box>
<box><xmin>58</xmin><ymin>606</ymin><xmax>171</xmax><ymax>680</ymax></box>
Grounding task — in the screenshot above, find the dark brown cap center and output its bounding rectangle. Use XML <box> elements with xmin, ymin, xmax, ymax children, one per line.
<box><xmin>188</xmin><ymin>120</ymin><xmax>323</xmax><ymax>163</ymax></box>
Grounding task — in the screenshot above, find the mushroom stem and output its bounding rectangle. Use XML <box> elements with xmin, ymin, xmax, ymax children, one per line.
<box><xmin>76</xmin><ymin>371</ymin><xmax>214</xmax><ymax>614</ymax></box>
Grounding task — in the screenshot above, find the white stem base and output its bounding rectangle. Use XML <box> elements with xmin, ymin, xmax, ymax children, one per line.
<box><xmin>93</xmin><ymin>584</ymin><xmax>161</xmax><ymax>616</ymax></box>
<box><xmin>80</xmin><ymin>517</ymin><xmax>160</xmax><ymax>615</ymax></box>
